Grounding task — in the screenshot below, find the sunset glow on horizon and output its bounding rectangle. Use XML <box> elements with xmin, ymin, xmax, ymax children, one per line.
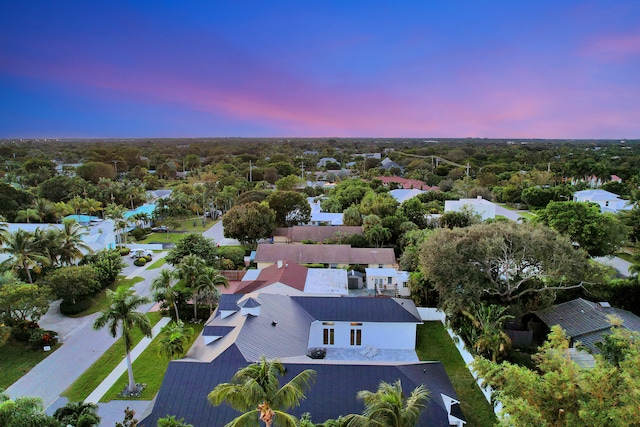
<box><xmin>1</xmin><ymin>1</ymin><xmax>639</xmax><ymax>139</ymax></box>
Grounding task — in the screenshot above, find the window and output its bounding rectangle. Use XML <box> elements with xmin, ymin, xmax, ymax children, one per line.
<box><xmin>330</xmin><ymin>263</ymin><xmax>338</xmax><ymax>269</ymax></box>
<box><xmin>323</xmin><ymin>328</ymin><xmax>334</xmax><ymax>345</ymax></box>
<box><xmin>387</xmin><ymin>277</ymin><xmax>393</xmax><ymax>285</ymax></box>
<box><xmin>350</xmin><ymin>328</ymin><xmax>362</xmax><ymax>346</ymax></box>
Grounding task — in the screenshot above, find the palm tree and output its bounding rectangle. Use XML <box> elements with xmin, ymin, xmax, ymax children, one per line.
<box><xmin>105</xmin><ymin>203</ymin><xmax>128</xmax><ymax>245</ymax></box>
<box><xmin>196</xmin><ymin>267</ymin><xmax>228</xmax><ymax>317</ymax></box>
<box><xmin>84</xmin><ymin>198</ymin><xmax>103</xmax><ymax>219</ymax></box>
<box><xmin>208</xmin><ymin>356</ymin><xmax>316</xmax><ymax>427</ymax></box>
<box><xmin>0</xmin><ymin>215</ymin><xmax>8</xmax><ymax>245</ymax></box>
<box><xmin>53</xmin><ymin>401</ymin><xmax>101</xmax><ymax>427</ymax></box>
<box><xmin>344</xmin><ymin>380</ymin><xmax>430</xmax><ymax>427</ymax></box>
<box><xmin>58</xmin><ymin>219</ymin><xmax>92</xmax><ymax>266</ymax></box>
<box><xmin>156</xmin><ymin>415</ymin><xmax>194</xmax><ymax>427</ymax></box>
<box><xmin>32</xmin><ymin>198</ymin><xmax>55</xmax><ymax>223</ymax></box>
<box><xmin>93</xmin><ymin>286</ymin><xmax>152</xmax><ymax>393</ymax></box>
<box><xmin>0</xmin><ymin>229</ymin><xmax>50</xmax><ymax>283</ymax></box>
<box><xmin>15</xmin><ymin>208</ymin><xmax>39</xmax><ymax>224</ymax></box>
<box><xmin>176</xmin><ymin>254</ymin><xmax>207</xmax><ymax>320</ymax></box>
<box><xmin>152</xmin><ymin>268</ymin><xmax>181</xmax><ymax>321</ymax></box>
<box><xmin>158</xmin><ymin>320</ymin><xmax>193</xmax><ymax>360</ymax></box>
<box><xmin>32</xmin><ymin>226</ymin><xmax>62</xmax><ymax>266</ymax></box>
<box><xmin>462</xmin><ymin>303</ymin><xmax>514</xmax><ymax>363</ymax></box>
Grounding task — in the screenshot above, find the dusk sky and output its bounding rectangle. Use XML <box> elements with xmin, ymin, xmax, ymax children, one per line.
<box><xmin>1</xmin><ymin>1</ymin><xmax>639</xmax><ymax>139</ymax></box>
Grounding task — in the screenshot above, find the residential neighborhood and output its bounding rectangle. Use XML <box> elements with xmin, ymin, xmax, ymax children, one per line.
<box><xmin>1</xmin><ymin>138</ymin><xmax>640</xmax><ymax>427</ymax></box>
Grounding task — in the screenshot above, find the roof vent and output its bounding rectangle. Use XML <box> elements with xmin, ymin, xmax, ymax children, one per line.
<box><xmin>599</xmin><ymin>302</ymin><xmax>611</xmax><ymax>308</ymax></box>
<box><xmin>272</xmin><ymin>321</ymin><xmax>277</xmax><ymax>326</ymax></box>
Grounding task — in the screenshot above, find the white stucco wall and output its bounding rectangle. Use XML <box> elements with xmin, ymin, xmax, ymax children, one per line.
<box><xmin>307</xmin><ymin>320</ymin><xmax>417</xmax><ymax>350</ymax></box>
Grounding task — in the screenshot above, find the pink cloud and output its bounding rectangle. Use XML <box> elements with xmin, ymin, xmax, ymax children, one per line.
<box><xmin>580</xmin><ymin>31</ymin><xmax>640</xmax><ymax>62</ymax></box>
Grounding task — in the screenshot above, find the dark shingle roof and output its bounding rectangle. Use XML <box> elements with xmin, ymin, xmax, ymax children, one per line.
<box><xmin>292</xmin><ymin>296</ymin><xmax>422</xmax><ymax>323</ymax></box>
<box><xmin>141</xmin><ymin>347</ymin><xmax>461</xmax><ymax>427</ymax></box>
<box><xmin>254</xmin><ymin>244</ymin><xmax>396</xmax><ymax>265</ymax></box>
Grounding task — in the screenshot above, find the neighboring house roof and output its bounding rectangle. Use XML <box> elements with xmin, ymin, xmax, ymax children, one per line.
<box><xmin>380</xmin><ymin>157</ymin><xmax>401</xmax><ymax>170</ymax></box>
<box><xmin>309</xmin><ymin>212</ymin><xmax>343</xmax><ymax>225</ymax></box>
<box><xmin>574</xmin><ymin>189</ymin><xmax>623</xmax><ymax>201</ymax></box>
<box><xmin>376</xmin><ymin>176</ymin><xmax>438</xmax><ymax>190</ymax></box>
<box><xmin>141</xmin><ymin>346</ymin><xmax>461</xmax><ymax>427</ymax></box>
<box><xmin>389</xmin><ymin>188</ymin><xmax>426</xmax><ymax>203</ymax></box>
<box><xmin>255</xmin><ymin>244</ymin><xmax>397</xmax><ymax>266</ymax></box>
<box><xmin>273</xmin><ymin>226</ymin><xmax>364</xmax><ymax>242</ymax></box>
<box><xmin>534</xmin><ymin>298</ymin><xmax>640</xmax><ymax>352</ymax></box>
<box><xmin>236</xmin><ymin>261</ymin><xmax>308</xmax><ymax>293</ymax></box>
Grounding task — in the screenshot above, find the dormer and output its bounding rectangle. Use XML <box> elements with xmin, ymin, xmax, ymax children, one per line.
<box><xmin>238</xmin><ymin>297</ymin><xmax>261</xmax><ymax>317</ymax></box>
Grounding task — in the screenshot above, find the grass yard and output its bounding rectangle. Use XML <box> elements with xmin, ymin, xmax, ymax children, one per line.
<box><xmin>171</xmin><ymin>217</ymin><xmax>217</xmax><ymax>233</ymax></box>
<box><xmin>68</xmin><ymin>276</ymin><xmax>145</xmax><ymax>318</ymax></box>
<box><xmin>416</xmin><ymin>322</ymin><xmax>497</xmax><ymax>427</ymax></box>
<box><xmin>147</xmin><ymin>258</ymin><xmax>167</xmax><ymax>269</ymax></box>
<box><xmin>517</xmin><ymin>211</ymin><xmax>536</xmax><ymax>220</ymax></box>
<box><xmin>136</xmin><ymin>232</ymin><xmax>186</xmax><ymax>245</ymax></box>
<box><xmin>101</xmin><ymin>321</ymin><xmax>205</xmax><ymax>401</ymax></box>
<box><xmin>0</xmin><ymin>339</ymin><xmax>61</xmax><ymax>389</ymax></box>
<box><xmin>61</xmin><ymin>312</ymin><xmax>162</xmax><ymax>402</ymax></box>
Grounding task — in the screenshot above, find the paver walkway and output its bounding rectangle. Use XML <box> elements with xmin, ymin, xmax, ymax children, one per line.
<box><xmin>85</xmin><ymin>316</ymin><xmax>171</xmax><ymax>403</ymax></box>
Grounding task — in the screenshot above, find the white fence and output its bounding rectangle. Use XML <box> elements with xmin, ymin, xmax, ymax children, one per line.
<box><xmin>418</xmin><ymin>307</ymin><xmax>502</xmax><ymax>416</ymax></box>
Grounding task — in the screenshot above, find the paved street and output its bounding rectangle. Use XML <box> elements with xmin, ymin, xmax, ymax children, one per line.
<box><xmin>202</xmin><ymin>220</ymin><xmax>240</xmax><ymax>246</ymax></box>
<box><xmin>6</xmin><ymin>251</ymin><xmax>169</xmax><ymax>409</ymax></box>
<box><xmin>494</xmin><ymin>204</ymin><xmax>525</xmax><ymax>222</ymax></box>
<box><xmin>593</xmin><ymin>256</ymin><xmax>634</xmax><ymax>277</ymax></box>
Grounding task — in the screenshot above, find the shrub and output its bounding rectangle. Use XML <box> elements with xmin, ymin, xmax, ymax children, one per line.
<box><xmin>134</xmin><ymin>258</ymin><xmax>147</xmax><ymax>266</ymax></box>
<box><xmin>130</xmin><ymin>227</ymin><xmax>147</xmax><ymax>241</ymax></box>
<box><xmin>144</xmin><ymin>255</ymin><xmax>153</xmax><ymax>262</ymax></box>
<box><xmin>60</xmin><ymin>298</ymin><xmax>94</xmax><ymax>315</ymax></box>
<box><xmin>120</xmin><ymin>247</ymin><xmax>131</xmax><ymax>255</ymax></box>
<box><xmin>11</xmin><ymin>320</ymin><xmax>40</xmax><ymax>342</ymax></box>
<box><xmin>28</xmin><ymin>328</ymin><xmax>58</xmax><ymax>349</ymax></box>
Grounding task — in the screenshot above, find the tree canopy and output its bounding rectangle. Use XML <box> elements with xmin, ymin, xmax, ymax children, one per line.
<box><xmin>474</xmin><ymin>325</ymin><xmax>640</xmax><ymax>427</ymax></box>
<box><xmin>418</xmin><ymin>221</ymin><xmax>591</xmax><ymax>314</ymax></box>
<box><xmin>223</xmin><ymin>202</ymin><xmax>275</xmax><ymax>247</ymax></box>
<box><xmin>535</xmin><ymin>201</ymin><xmax>629</xmax><ymax>257</ymax></box>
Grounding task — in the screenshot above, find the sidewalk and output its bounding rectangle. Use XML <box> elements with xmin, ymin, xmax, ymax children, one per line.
<box><xmin>85</xmin><ymin>316</ymin><xmax>171</xmax><ymax>403</ymax></box>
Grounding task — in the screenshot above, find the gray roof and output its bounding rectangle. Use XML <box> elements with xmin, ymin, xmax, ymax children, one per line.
<box><xmin>293</xmin><ymin>296</ymin><xmax>422</xmax><ymax>323</ymax></box>
<box><xmin>141</xmin><ymin>346</ymin><xmax>461</xmax><ymax>427</ymax></box>
<box><xmin>203</xmin><ymin>326</ymin><xmax>234</xmax><ymax>337</ymax></box>
<box><xmin>535</xmin><ymin>298</ymin><xmax>640</xmax><ymax>352</ymax></box>
<box><xmin>237</xmin><ymin>297</ymin><xmax>260</xmax><ymax>308</ymax></box>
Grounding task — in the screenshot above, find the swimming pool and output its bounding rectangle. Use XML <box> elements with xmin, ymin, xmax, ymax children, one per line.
<box><xmin>124</xmin><ymin>203</ymin><xmax>156</xmax><ymax>219</ymax></box>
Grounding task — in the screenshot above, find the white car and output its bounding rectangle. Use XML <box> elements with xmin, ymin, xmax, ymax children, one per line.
<box><xmin>130</xmin><ymin>249</ymin><xmax>153</xmax><ymax>259</ymax></box>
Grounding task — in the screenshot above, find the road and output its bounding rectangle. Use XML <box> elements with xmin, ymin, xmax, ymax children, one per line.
<box><xmin>202</xmin><ymin>219</ymin><xmax>240</xmax><ymax>246</ymax></box>
<box><xmin>6</xmin><ymin>252</ymin><xmax>168</xmax><ymax>408</ymax></box>
<box><xmin>593</xmin><ymin>256</ymin><xmax>634</xmax><ymax>277</ymax></box>
<box><xmin>494</xmin><ymin>204</ymin><xmax>525</xmax><ymax>222</ymax></box>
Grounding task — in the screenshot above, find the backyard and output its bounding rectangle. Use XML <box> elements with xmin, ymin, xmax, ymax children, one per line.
<box><xmin>416</xmin><ymin>322</ymin><xmax>497</xmax><ymax>427</ymax></box>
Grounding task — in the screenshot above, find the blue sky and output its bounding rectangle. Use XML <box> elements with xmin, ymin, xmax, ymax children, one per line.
<box><xmin>1</xmin><ymin>1</ymin><xmax>639</xmax><ymax>138</ymax></box>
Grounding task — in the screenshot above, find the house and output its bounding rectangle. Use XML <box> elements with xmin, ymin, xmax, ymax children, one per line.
<box><xmin>573</xmin><ymin>189</ymin><xmax>634</xmax><ymax>213</ymax></box>
<box><xmin>444</xmin><ymin>196</ymin><xmax>496</xmax><ymax>220</ymax></box>
<box><xmin>141</xmin><ymin>294</ymin><xmax>465</xmax><ymax>427</ymax></box>
<box><xmin>228</xmin><ymin>260</ymin><xmax>349</xmax><ymax>296</ymax></box>
<box><xmin>254</xmin><ymin>244</ymin><xmax>398</xmax><ymax>269</ymax></box>
<box><xmin>376</xmin><ymin>175</ymin><xmax>438</xmax><ymax>191</ymax></box>
<box><xmin>528</xmin><ymin>298</ymin><xmax>640</xmax><ymax>354</ymax></box>
<box><xmin>0</xmin><ymin>221</ymin><xmax>117</xmax><ymax>265</ymax></box>
<box><xmin>272</xmin><ymin>225</ymin><xmax>363</xmax><ymax>244</ymax></box>
<box><xmin>306</xmin><ymin>197</ymin><xmax>343</xmax><ymax>225</ymax></box>
<box><xmin>389</xmin><ymin>188</ymin><xmax>426</xmax><ymax>204</ymax></box>
<box><xmin>316</xmin><ymin>157</ymin><xmax>338</xmax><ymax>168</ymax></box>
<box><xmin>365</xmin><ymin>267</ymin><xmax>411</xmax><ymax>296</ymax></box>
<box><xmin>380</xmin><ymin>157</ymin><xmax>401</xmax><ymax>171</ymax></box>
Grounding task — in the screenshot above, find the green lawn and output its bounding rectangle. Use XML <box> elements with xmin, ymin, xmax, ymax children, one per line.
<box><xmin>61</xmin><ymin>312</ymin><xmax>162</xmax><ymax>402</ymax></box>
<box><xmin>136</xmin><ymin>232</ymin><xmax>186</xmax><ymax>245</ymax></box>
<box><xmin>101</xmin><ymin>321</ymin><xmax>205</xmax><ymax>401</ymax></box>
<box><xmin>0</xmin><ymin>339</ymin><xmax>61</xmax><ymax>389</ymax></box>
<box><xmin>517</xmin><ymin>211</ymin><xmax>536</xmax><ymax>220</ymax></box>
<box><xmin>147</xmin><ymin>258</ymin><xmax>167</xmax><ymax>269</ymax></box>
<box><xmin>68</xmin><ymin>276</ymin><xmax>145</xmax><ymax>318</ymax></box>
<box><xmin>416</xmin><ymin>322</ymin><xmax>497</xmax><ymax>427</ymax></box>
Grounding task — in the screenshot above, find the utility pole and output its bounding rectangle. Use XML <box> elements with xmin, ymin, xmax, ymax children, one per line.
<box><xmin>249</xmin><ymin>160</ymin><xmax>253</xmax><ymax>182</ymax></box>
<box><xmin>112</xmin><ymin>160</ymin><xmax>119</xmax><ymax>175</ymax></box>
<box><xmin>466</xmin><ymin>162</ymin><xmax>470</xmax><ymax>177</ymax></box>
<box><xmin>300</xmin><ymin>161</ymin><xmax>305</xmax><ymax>179</ymax></box>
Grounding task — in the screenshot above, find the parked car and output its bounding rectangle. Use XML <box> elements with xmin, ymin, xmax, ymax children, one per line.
<box><xmin>130</xmin><ymin>249</ymin><xmax>153</xmax><ymax>259</ymax></box>
<box><xmin>151</xmin><ymin>225</ymin><xmax>169</xmax><ymax>232</ymax></box>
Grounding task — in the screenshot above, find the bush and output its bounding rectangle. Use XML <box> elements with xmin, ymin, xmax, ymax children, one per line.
<box><xmin>134</xmin><ymin>258</ymin><xmax>148</xmax><ymax>266</ymax></box>
<box><xmin>144</xmin><ymin>255</ymin><xmax>153</xmax><ymax>262</ymax></box>
<box><xmin>130</xmin><ymin>227</ymin><xmax>147</xmax><ymax>241</ymax></box>
<box><xmin>60</xmin><ymin>298</ymin><xmax>94</xmax><ymax>315</ymax></box>
<box><xmin>28</xmin><ymin>328</ymin><xmax>58</xmax><ymax>350</ymax></box>
<box><xmin>11</xmin><ymin>320</ymin><xmax>40</xmax><ymax>342</ymax></box>
<box><xmin>120</xmin><ymin>247</ymin><xmax>131</xmax><ymax>255</ymax></box>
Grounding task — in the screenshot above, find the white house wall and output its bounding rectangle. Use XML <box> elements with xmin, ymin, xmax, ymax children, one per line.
<box><xmin>307</xmin><ymin>320</ymin><xmax>417</xmax><ymax>350</ymax></box>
